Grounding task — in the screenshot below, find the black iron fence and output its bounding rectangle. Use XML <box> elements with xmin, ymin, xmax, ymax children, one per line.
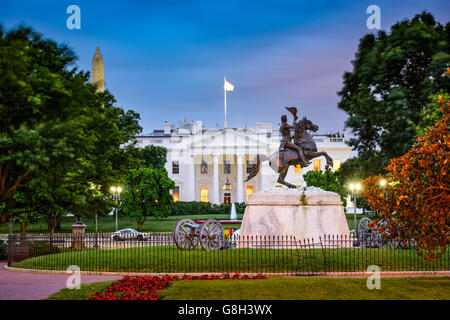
<box><xmin>7</xmin><ymin>233</ymin><xmax>449</xmax><ymax>275</ymax></box>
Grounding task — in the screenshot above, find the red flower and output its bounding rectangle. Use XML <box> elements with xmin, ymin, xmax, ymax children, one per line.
<box><xmin>89</xmin><ymin>273</ymin><xmax>266</xmax><ymax>300</ymax></box>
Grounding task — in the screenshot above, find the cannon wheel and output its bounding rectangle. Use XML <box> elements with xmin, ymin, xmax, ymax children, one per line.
<box><xmin>376</xmin><ymin>220</ymin><xmax>400</xmax><ymax>249</ymax></box>
<box><xmin>356</xmin><ymin>217</ymin><xmax>372</xmax><ymax>246</ymax></box>
<box><xmin>199</xmin><ymin>219</ymin><xmax>224</xmax><ymax>251</ymax></box>
<box><xmin>173</xmin><ymin>219</ymin><xmax>199</xmax><ymax>250</ymax></box>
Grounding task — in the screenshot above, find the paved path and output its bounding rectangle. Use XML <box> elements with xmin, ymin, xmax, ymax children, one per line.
<box><xmin>0</xmin><ymin>262</ymin><xmax>121</xmax><ymax>300</ymax></box>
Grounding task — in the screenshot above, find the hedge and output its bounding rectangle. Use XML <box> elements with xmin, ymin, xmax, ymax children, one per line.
<box><xmin>171</xmin><ymin>202</ymin><xmax>246</xmax><ymax>216</ymax></box>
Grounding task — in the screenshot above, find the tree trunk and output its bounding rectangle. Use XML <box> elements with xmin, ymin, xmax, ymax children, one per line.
<box><xmin>47</xmin><ymin>215</ymin><xmax>58</xmax><ymax>234</ymax></box>
<box><xmin>20</xmin><ymin>221</ymin><xmax>27</xmax><ymax>234</ymax></box>
<box><xmin>54</xmin><ymin>216</ymin><xmax>62</xmax><ymax>232</ymax></box>
<box><xmin>47</xmin><ymin>219</ymin><xmax>53</xmax><ymax>233</ymax></box>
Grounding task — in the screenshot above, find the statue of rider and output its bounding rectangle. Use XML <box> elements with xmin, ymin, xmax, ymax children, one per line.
<box><xmin>279</xmin><ymin>114</ymin><xmax>310</xmax><ymax>167</ymax></box>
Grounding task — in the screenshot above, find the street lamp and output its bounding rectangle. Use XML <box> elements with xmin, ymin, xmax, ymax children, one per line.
<box><xmin>90</xmin><ymin>183</ymin><xmax>101</xmax><ymax>247</ymax></box>
<box><xmin>110</xmin><ymin>185</ymin><xmax>122</xmax><ymax>232</ymax></box>
<box><xmin>349</xmin><ymin>182</ymin><xmax>361</xmax><ymax>236</ymax></box>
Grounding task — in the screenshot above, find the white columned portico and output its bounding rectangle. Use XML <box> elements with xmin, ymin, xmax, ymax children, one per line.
<box><xmin>213</xmin><ymin>155</ymin><xmax>220</xmax><ymax>204</ymax></box>
<box><xmin>237</xmin><ymin>154</ymin><xmax>243</xmax><ymax>203</ymax></box>
<box><xmin>189</xmin><ymin>154</ymin><xmax>195</xmax><ymax>201</ymax></box>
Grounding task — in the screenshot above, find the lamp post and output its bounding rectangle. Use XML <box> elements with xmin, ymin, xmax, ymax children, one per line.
<box><xmin>90</xmin><ymin>184</ymin><xmax>100</xmax><ymax>248</ymax></box>
<box><xmin>110</xmin><ymin>186</ymin><xmax>122</xmax><ymax>232</ymax></box>
<box><xmin>349</xmin><ymin>182</ymin><xmax>361</xmax><ymax>235</ymax></box>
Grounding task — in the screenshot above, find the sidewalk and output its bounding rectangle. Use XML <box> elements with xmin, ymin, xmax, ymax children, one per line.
<box><xmin>0</xmin><ymin>262</ymin><xmax>121</xmax><ymax>300</ymax></box>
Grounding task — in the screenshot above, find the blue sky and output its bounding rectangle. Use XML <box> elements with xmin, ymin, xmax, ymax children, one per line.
<box><xmin>1</xmin><ymin>0</ymin><xmax>449</xmax><ymax>134</ymax></box>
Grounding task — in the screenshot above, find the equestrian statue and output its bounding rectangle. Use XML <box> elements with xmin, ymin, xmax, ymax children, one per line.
<box><xmin>245</xmin><ymin>106</ymin><xmax>333</xmax><ymax>188</ymax></box>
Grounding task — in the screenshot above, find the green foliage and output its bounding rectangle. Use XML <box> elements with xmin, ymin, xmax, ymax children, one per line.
<box><xmin>0</xmin><ymin>25</ymin><xmax>142</xmax><ymax>227</ymax></box>
<box><xmin>337</xmin><ymin>12</ymin><xmax>450</xmax><ymax>163</ymax></box>
<box><xmin>412</xmin><ymin>92</ymin><xmax>449</xmax><ymax>136</ymax></box>
<box><xmin>120</xmin><ymin>167</ymin><xmax>175</xmax><ymax>231</ymax></box>
<box><xmin>303</xmin><ymin>169</ymin><xmax>348</xmax><ymax>207</ymax></box>
<box><xmin>27</xmin><ymin>241</ymin><xmax>60</xmax><ymax>258</ymax></box>
<box><xmin>0</xmin><ymin>240</ymin><xmax>7</xmax><ymax>260</ymax></box>
<box><xmin>171</xmin><ymin>202</ymin><xmax>246</xmax><ymax>216</ymax></box>
<box><xmin>172</xmin><ymin>201</ymin><xmax>215</xmax><ymax>215</ymax></box>
<box><xmin>138</xmin><ymin>145</ymin><xmax>168</xmax><ymax>169</ymax></box>
<box><xmin>337</xmin><ymin>153</ymin><xmax>388</xmax><ymax>184</ymax></box>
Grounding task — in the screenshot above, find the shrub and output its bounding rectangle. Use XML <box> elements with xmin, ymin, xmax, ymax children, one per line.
<box><xmin>361</xmin><ymin>99</ymin><xmax>449</xmax><ymax>261</ymax></box>
<box><xmin>0</xmin><ymin>240</ymin><xmax>7</xmax><ymax>260</ymax></box>
<box><xmin>171</xmin><ymin>201</ymin><xmax>247</xmax><ymax>215</ymax></box>
<box><xmin>27</xmin><ymin>242</ymin><xmax>60</xmax><ymax>257</ymax></box>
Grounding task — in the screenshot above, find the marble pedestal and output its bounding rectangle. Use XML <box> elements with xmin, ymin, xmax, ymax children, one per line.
<box><xmin>239</xmin><ymin>186</ymin><xmax>350</xmax><ymax>248</ymax></box>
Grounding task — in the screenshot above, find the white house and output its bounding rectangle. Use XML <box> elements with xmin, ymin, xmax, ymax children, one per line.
<box><xmin>136</xmin><ymin>120</ymin><xmax>352</xmax><ymax>204</ymax></box>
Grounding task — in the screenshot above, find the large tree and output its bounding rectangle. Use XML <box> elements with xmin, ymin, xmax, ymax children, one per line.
<box><xmin>0</xmin><ymin>25</ymin><xmax>142</xmax><ymax>225</ymax></box>
<box><xmin>361</xmin><ymin>96</ymin><xmax>449</xmax><ymax>261</ymax></box>
<box><xmin>338</xmin><ymin>12</ymin><xmax>449</xmax><ymax>163</ymax></box>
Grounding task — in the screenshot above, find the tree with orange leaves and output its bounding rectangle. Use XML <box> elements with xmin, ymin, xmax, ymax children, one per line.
<box><xmin>361</xmin><ymin>92</ymin><xmax>449</xmax><ymax>261</ymax></box>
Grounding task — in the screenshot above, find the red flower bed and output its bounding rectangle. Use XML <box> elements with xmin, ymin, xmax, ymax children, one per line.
<box><xmin>89</xmin><ymin>273</ymin><xmax>266</xmax><ymax>300</ymax></box>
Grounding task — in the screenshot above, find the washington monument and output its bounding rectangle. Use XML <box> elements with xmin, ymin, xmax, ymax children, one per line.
<box><xmin>92</xmin><ymin>46</ymin><xmax>104</xmax><ymax>92</ymax></box>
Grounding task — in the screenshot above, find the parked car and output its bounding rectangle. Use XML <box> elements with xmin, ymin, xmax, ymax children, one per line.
<box><xmin>111</xmin><ymin>229</ymin><xmax>147</xmax><ymax>241</ymax></box>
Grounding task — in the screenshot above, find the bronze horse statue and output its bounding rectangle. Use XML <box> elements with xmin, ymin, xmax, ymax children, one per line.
<box><xmin>245</xmin><ymin>116</ymin><xmax>333</xmax><ymax>188</ymax></box>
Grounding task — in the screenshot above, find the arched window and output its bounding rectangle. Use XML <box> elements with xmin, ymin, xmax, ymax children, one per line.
<box><xmin>200</xmin><ymin>186</ymin><xmax>208</xmax><ymax>202</ymax></box>
<box><xmin>173</xmin><ymin>186</ymin><xmax>180</xmax><ymax>202</ymax></box>
<box><xmin>246</xmin><ymin>185</ymin><xmax>254</xmax><ymax>202</ymax></box>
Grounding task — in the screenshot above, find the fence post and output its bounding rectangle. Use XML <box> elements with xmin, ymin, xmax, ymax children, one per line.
<box><xmin>320</xmin><ymin>235</ymin><xmax>327</xmax><ymax>274</ymax></box>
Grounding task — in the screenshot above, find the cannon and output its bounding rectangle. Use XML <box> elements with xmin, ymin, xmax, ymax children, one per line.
<box><xmin>356</xmin><ymin>217</ymin><xmax>416</xmax><ymax>249</ymax></box>
<box><xmin>173</xmin><ymin>218</ymin><xmax>229</xmax><ymax>251</ymax></box>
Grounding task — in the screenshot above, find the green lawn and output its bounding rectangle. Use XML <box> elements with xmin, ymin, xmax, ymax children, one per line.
<box><xmin>46</xmin><ymin>281</ymin><xmax>115</xmax><ymax>300</ymax></box>
<box><xmin>46</xmin><ymin>277</ymin><xmax>450</xmax><ymax>300</ymax></box>
<box><xmin>13</xmin><ymin>245</ymin><xmax>449</xmax><ymax>273</ymax></box>
<box><xmin>0</xmin><ymin>214</ymin><xmax>244</xmax><ymax>234</ymax></box>
<box><xmin>160</xmin><ymin>277</ymin><xmax>450</xmax><ymax>300</ymax></box>
<box><xmin>0</xmin><ymin>213</ymin><xmax>373</xmax><ymax>234</ymax></box>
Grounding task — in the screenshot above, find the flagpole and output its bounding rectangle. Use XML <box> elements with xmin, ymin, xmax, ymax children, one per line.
<box><xmin>224</xmin><ymin>77</ymin><xmax>227</xmax><ymax>129</ymax></box>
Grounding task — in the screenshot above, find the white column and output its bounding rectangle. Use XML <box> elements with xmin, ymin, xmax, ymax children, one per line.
<box><xmin>260</xmin><ymin>161</ymin><xmax>270</xmax><ymax>191</ymax></box>
<box><xmin>189</xmin><ymin>154</ymin><xmax>195</xmax><ymax>201</ymax></box>
<box><xmin>213</xmin><ymin>155</ymin><xmax>220</xmax><ymax>204</ymax></box>
<box><xmin>237</xmin><ymin>154</ymin><xmax>243</xmax><ymax>203</ymax></box>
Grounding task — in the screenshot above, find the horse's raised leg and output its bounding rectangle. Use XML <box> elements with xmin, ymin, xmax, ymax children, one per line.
<box><xmin>309</xmin><ymin>151</ymin><xmax>333</xmax><ymax>170</ymax></box>
<box><xmin>277</xmin><ymin>167</ymin><xmax>296</xmax><ymax>188</ymax></box>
